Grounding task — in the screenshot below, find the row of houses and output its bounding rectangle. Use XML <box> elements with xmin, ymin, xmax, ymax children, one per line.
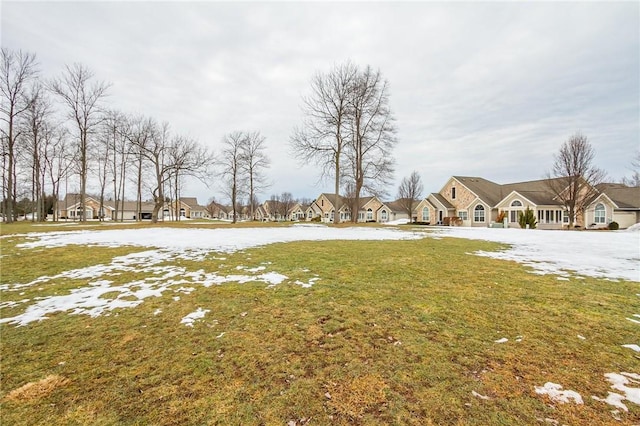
<box><xmin>58</xmin><ymin>195</ymin><xmax>208</xmax><ymax>221</ymax></box>
<box><xmin>58</xmin><ymin>175</ymin><xmax>640</xmax><ymax>229</ymax></box>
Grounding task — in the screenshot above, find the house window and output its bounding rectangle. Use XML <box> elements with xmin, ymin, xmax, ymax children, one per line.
<box><xmin>321</xmin><ymin>199</ymin><xmax>324</xmax><ymax>207</ymax></box>
<box><xmin>451</xmin><ymin>187</ymin><xmax>456</xmax><ymax>199</ymax></box>
<box><xmin>358</xmin><ymin>212</ymin><xmax>364</xmax><ymax>220</ymax></box>
<box><xmin>381</xmin><ymin>210</ymin><xmax>387</xmax><ymax>221</ymax></box>
<box><xmin>555</xmin><ymin>210</ymin><xmax>562</xmax><ymax>223</ymax></box>
<box><xmin>511</xmin><ymin>200</ymin><xmax>522</xmax><ymax>207</ymax></box>
<box><xmin>180</xmin><ymin>208</ymin><xmax>186</xmax><ymax>217</ymax></box>
<box><xmin>510</xmin><ymin>210</ymin><xmax>518</xmax><ymax>223</ymax></box>
<box><xmin>594</xmin><ymin>203</ymin><xmax>605</xmax><ymax>224</ymax></box>
<box><xmin>474</xmin><ymin>205</ymin><xmax>485</xmax><ymax>222</ymax></box>
<box><xmin>422</xmin><ymin>207</ymin><xmax>430</xmax><ymax>222</ymax></box>
<box><xmin>366</xmin><ymin>208</ymin><xmax>373</xmax><ymax>221</ymax></box>
<box><xmin>458</xmin><ymin>210</ymin><xmax>468</xmax><ymax>221</ymax></box>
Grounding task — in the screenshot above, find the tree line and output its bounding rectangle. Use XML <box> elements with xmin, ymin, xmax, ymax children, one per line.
<box><xmin>0</xmin><ymin>49</ymin><xmax>224</xmax><ymax>223</ymax></box>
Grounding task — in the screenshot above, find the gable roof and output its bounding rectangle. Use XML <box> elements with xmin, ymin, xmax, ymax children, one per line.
<box><xmin>595</xmin><ymin>183</ymin><xmax>640</xmax><ymax>209</ymax></box>
<box><xmin>428</xmin><ymin>193</ymin><xmax>455</xmax><ymax>210</ymax></box>
<box><xmin>452</xmin><ymin>176</ymin><xmax>503</xmax><ymax>206</ymax></box>
<box><xmin>454</xmin><ymin>176</ymin><xmax>576</xmax><ymax>208</ymax></box>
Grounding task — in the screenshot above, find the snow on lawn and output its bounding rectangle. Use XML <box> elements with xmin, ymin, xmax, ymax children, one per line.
<box><xmin>0</xmin><ymin>225</ymin><xmax>423</xmax><ymax>326</ymax></box>
<box><xmin>14</xmin><ymin>223</ymin><xmax>422</xmax><ymax>253</ymax></box>
<box><xmin>429</xmin><ymin>227</ymin><xmax>640</xmax><ymax>282</ymax></box>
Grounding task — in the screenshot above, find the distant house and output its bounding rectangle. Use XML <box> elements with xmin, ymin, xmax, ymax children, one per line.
<box><xmin>58</xmin><ymin>194</ymin><xmax>116</xmax><ymax>220</ymax></box>
<box><xmin>312</xmin><ymin>193</ymin><xmax>395</xmax><ymax>223</ymax></box>
<box><xmin>584</xmin><ymin>183</ymin><xmax>640</xmax><ymax>228</ymax></box>
<box><xmin>58</xmin><ymin>194</ymin><xmax>209</xmax><ymax>221</ymax></box>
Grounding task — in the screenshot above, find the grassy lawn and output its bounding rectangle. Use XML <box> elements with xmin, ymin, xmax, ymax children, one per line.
<box><xmin>1</xmin><ymin>223</ymin><xmax>638</xmax><ymax>425</ymax></box>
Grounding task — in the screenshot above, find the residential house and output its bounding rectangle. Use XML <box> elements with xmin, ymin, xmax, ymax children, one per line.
<box><xmin>58</xmin><ymin>194</ymin><xmax>116</xmax><ymax>220</ymax></box>
<box><xmin>312</xmin><ymin>193</ymin><xmax>394</xmax><ymax>223</ymax></box>
<box><xmin>584</xmin><ymin>184</ymin><xmax>640</xmax><ymax>228</ymax></box>
<box><xmin>426</xmin><ymin>176</ymin><xmax>640</xmax><ymax>229</ymax></box>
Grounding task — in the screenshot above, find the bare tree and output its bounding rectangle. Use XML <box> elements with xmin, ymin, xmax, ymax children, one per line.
<box><xmin>0</xmin><ymin>49</ymin><xmax>38</xmax><ymax>223</ymax></box>
<box><xmin>167</xmin><ymin>135</ymin><xmax>215</xmax><ymax>219</ymax></box>
<box><xmin>621</xmin><ymin>151</ymin><xmax>640</xmax><ymax>187</ymax></box>
<box><xmin>546</xmin><ymin>132</ymin><xmax>606</xmax><ymax>227</ymax></box>
<box><xmin>49</xmin><ymin>63</ymin><xmax>110</xmax><ymax>221</ymax></box>
<box><xmin>397</xmin><ymin>171</ymin><xmax>424</xmax><ymax>222</ymax></box>
<box><xmin>279</xmin><ymin>191</ymin><xmax>294</xmax><ymax>220</ymax></box>
<box><xmin>126</xmin><ymin>115</ymin><xmax>154</xmax><ymax>221</ymax></box>
<box><xmin>44</xmin><ymin>127</ymin><xmax>73</xmax><ymax>221</ymax></box>
<box><xmin>101</xmin><ymin>110</ymin><xmax>130</xmax><ymax>222</ymax></box>
<box><xmin>242</xmin><ymin>131</ymin><xmax>270</xmax><ymax>220</ymax></box>
<box><xmin>220</xmin><ymin>131</ymin><xmax>246</xmax><ymax>223</ymax></box>
<box><xmin>21</xmin><ymin>82</ymin><xmax>51</xmax><ymax>221</ymax></box>
<box><xmin>345</xmin><ymin>65</ymin><xmax>397</xmax><ymax>221</ymax></box>
<box><xmin>291</xmin><ymin>61</ymin><xmax>357</xmax><ymax>224</ymax></box>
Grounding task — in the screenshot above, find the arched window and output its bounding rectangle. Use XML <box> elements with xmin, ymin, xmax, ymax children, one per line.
<box><xmin>366</xmin><ymin>208</ymin><xmax>373</xmax><ymax>221</ymax></box>
<box><xmin>511</xmin><ymin>200</ymin><xmax>522</xmax><ymax>207</ymax></box>
<box><xmin>422</xmin><ymin>207</ymin><xmax>430</xmax><ymax>222</ymax></box>
<box><xmin>180</xmin><ymin>208</ymin><xmax>186</xmax><ymax>217</ymax></box>
<box><xmin>594</xmin><ymin>203</ymin><xmax>605</xmax><ymax>224</ymax></box>
<box><xmin>381</xmin><ymin>210</ymin><xmax>387</xmax><ymax>221</ymax></box>
<box><xmin>474</xmin><ymin>204</ymin><xmax>485</xmax><ymax>222</ymax></box>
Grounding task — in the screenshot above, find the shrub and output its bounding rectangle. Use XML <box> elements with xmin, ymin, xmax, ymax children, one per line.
<box><xmin>608</xmin><ymin>221</ymin><xmax>619</xmax><ymax>230</ymax></box>
<box><xmin>496</xmin><ymin>211</ymin><xmax>506</xmax><ymax>223</ymax></box>
<box><xmin>518</xmin><ymin>207</ymin><xmax>537</xmax><ymax>229</ymax></box>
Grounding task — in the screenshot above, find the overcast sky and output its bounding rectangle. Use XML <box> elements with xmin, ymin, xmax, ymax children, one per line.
<box><xmin>2</xmin><ymin>1</ymin><xmax>638</xmax><ymax>204</ymax></box>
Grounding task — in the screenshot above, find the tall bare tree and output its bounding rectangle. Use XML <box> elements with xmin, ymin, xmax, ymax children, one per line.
<box><xmin>242</xmin><ymin>131</ymin><xmax>270</xmax><ymax>220</ymax></box>
<box><xmin>21</xmin><ymin>82</ymin><xmax>51</xmax><ymax>221</ymax></box>
<box><xmin>49</xmin><ymin>63</ymin><xmax>110</xmax><ymax>221</ymax></box>
<box><xmin>397</xmin><ymin>171</ymin><xmax>423</xmax><ymax>222</ymax></box>
<box><xmin>101</xmin><ymin>110</ymin><xmax>130</xmax><ymax>222</ymax></box>
<box><xmin>345</xmin><ymin>65</ymin><xmax>397</xmax><ymax>221</ymax></box>
<box><xmin>0</xmin><ymin>48</ymin><xmax>38</xmax><ymax>223</ymax></box>
<box><xmin>291</xmin><ymin>61</ymin><xmax>357</xmax><ymax>224</ymax></box>
<box><xmin>221</xmin><ymin>131</ymin><xmax>246</xmax><ymax>223</ymax></box>
<box><xmin>44</xmin><ymin>128</ymin><xmax>73</xmax><ymax>221</ymax></box>
<box><xmin>546</xmin><ymin>132</ymin><xmax>606</xmax><ymax>227</ymax></box>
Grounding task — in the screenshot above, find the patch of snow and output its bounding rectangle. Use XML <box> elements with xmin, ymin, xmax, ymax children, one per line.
<box><xmin>383</xmin><ymin>218</ymin><xmax>410</xmax><ymax>225</ymax></box>
<box><xmin>535</xmin><ymin>382</ymin><xmax>583</xmax><ymax>404</ymax></box>
<box><xmin>622</xmin><ymin>344</ymin><xmax>640</xmax><ymax>352</ymax></box>
<box><xmin>593</xmin><ymin>372</ymin><xmax>640</xmax><ymax>411</ymax></box>
<box><xmin>471</xmin><ymin>390</ymin><xmax>490</xmax><ymax>400</ymax></box>
<box><xmin>577</xmin><ymin>335</ymin><xmax>586</xmax><ymax>340</ymax></box>
<box><xmin>180</xmin><ymin>307</ymin><xmax>210</xmax><ymax>327</ymax></box>
<box><xmin>495</xmin><ymin>338</ymin><xmax>508</xmax><ymax>343</ymax></box>
<box><xmin>153</xmin><ymin>309</ymin><xmax>162</xmax><ymax>316</ymax></box>
<box><xmin>430</xmin><ymin>227</ymin><xmax>639</xmax><ymax>282</ymax></box>
<box><xmin>294</xmin><ymin>277</ymin><xmax>320</xmax><ymax>288</ymax></box>
<box><xmin>626</xmin><ymin>223</ymin><xmax>640</xmax><ymax>232</ymax></box>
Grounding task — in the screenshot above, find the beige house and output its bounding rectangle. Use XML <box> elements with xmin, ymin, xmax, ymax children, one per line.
<box><xmin>584</xmin><ymin>184</ymin><xmax>640</xmax><ymax>229</ymax></box>
<box><xmin>59</xmin><ymin>194</ymin><xmax>208</xmax><ymax>221</ymax></box>
<box><xmin>423</xmin><ymin>176</ymin><xmax>639</xmax><ymax>229</ymax></box>
<box><xmin>312</xmin><ymin>193</ymin><xmax>395</xmax><ymax>223</ymax></box>
<box><xmin>58</xmin><ymin>194</ymin><xmax>116</xmax><ymax>220</ymax></box>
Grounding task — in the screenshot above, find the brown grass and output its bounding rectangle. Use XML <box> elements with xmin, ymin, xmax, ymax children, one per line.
<box><xmin>4</xmin><ymin>375</ymin><xmax>70</xmax><ymax>402</ymax></box>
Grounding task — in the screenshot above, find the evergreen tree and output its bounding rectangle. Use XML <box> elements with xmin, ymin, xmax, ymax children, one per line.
<box><xmin>518</xmin><ymin>206</ymin><xmax>537</xmax><ymax>229</ymax></box>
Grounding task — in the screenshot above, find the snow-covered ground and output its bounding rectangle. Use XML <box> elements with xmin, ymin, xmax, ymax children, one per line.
<box><xmin>1</xmin><ymin>223</ymin><xmax>638</xmax><ymax>415</ymax></box>
<box><xmin>428</xmin><ymin>226</ymin><xmax>640</xmax><ymax>282</ymax></box>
